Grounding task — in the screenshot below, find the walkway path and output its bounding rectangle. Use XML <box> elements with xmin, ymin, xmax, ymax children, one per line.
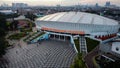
<box><xmin>84</xmin><ymin>46</ymin><xmax>99</xmax><ymax>68</ymax></box>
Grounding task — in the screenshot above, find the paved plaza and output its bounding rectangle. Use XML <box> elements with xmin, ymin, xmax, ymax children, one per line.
<box><xmin>0</xmin><ymin>39</ymin><xmax>77</xmax><ymax>68</ymax></box>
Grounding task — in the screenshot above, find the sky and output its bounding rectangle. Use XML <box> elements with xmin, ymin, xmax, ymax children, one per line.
<box><xmin>0</xmin><ymin>0</ymin><xmax>120</xmax><ymax>6</ymax></box>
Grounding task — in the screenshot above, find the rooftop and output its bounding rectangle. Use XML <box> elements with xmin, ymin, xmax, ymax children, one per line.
<box><xmin>36</xmin><ymin>12</ymin><xmax>118</xmax><ymax>26</ymax></box>
<box><xmin>0</xmin><ymin>10</ymin><xmax>14</xmax><ymax>14</ymax></box>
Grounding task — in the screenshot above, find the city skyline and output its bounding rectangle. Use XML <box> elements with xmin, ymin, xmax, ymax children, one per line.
<box><xmin>0</xmin><ymin>0</ymin><xmax>120</xmax><ymax>6</ymax></box>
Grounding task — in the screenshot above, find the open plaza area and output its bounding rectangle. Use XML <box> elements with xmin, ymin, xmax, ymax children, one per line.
<box><xmin>0</xmin><ymin>39</ymin><xmax>76</xmax><ymax>68</ymax></box>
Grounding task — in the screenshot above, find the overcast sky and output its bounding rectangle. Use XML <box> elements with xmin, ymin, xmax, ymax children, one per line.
<box><xmin>0</xmin><ymin>0</ymin><xmax>120</xmax><ymax>6</ymax></box>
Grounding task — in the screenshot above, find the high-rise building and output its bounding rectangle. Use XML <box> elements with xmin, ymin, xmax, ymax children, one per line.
<box><xmin>1</xmin><ymin>3</ymin><xmax>9</xmax><ymax>7</ymax></box>
<box><xmin>56</xmin><ymin>4</ymin><xmax>61</xmax><ymax>8</ymax></box>
<box><xmin>105</xmin><ymin>1</ymin><xmax>111</xmax><ymax>7</ymax></box>
<box><xmin>12</xmin><ymin>3</ymin><xmax>28</xmax><ymax>8</ymax></box>
<box><xmin>95</xmin><ymin>3</ymin><xmax>99</xmax><ymax>7</ymax></box>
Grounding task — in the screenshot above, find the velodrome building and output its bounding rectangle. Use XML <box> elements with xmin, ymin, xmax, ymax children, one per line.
<box><xmin>35</xmin><ymin>12</ymin><xmax>119</xmax><ymax>41</ymax></box>
<box><xmin>1</xmin><ymin>12</ymin><xmax>119</xmax><ymax>68</ymax></box>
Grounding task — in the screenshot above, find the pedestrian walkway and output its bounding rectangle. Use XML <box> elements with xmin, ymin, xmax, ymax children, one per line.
<box><xmin>84</xmin><ymin>46</ymin><xmax>99</xmax><ymax>68</ymax></box>
<box><xmin>0</xmin><ymin>40</ymin><xmax>77</xmax><ymax>68</ymax></box>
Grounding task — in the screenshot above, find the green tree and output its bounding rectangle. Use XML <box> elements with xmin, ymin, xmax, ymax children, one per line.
<box><xmin>0</xmin><ymin>13</ymin><xmax>10</xmax><ymax>57</ymax></box>
<box><xmin>0</xmin><ymin>13</ymin><xmax>8</xmax><ymax>30</ymax></box>
<box><xmin>0</xmin><ymin>28</ymin><xmax>8</xmax><ymax>57</ymax></box>
<box><xmin>25</xmin><ymin>12</ymin><xmax>37</xmax><ymax>21</ymax></box>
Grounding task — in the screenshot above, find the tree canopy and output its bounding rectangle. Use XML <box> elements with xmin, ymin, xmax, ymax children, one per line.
<box><xmin>0</xmin><ymin>13</ymin><xmax>19</xmax><ymax>57</ymax></box>
<box><xmin>25</xmin><ymin>12</ymin><xmax>37</xmax><ymax>21</ymax></box>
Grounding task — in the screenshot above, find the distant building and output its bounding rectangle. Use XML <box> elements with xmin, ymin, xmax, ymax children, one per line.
<box><xmin>104</xmin><ymin>1</ymin><xmax>119</xmax><ymax>9</ymax></box>
<box><xmin>0</xmin><ymin>10</ymin><xmax>15</xmax><ymax>14</ymax></box>
<box><xmin>95</xmin><ymin>3</ymin><xmax>99</xmax><ymax>7</ymax></box>
<box><xmin>1</xmin><ymin>3</ymin><xmax>9</xmax><ymax>7</ymax></box>
<box><xmin>105</xmin><ymin>1</ymin><xmax>111</xmax><ymax>7</ymax></box>
<box><xmin>12</xmin><ymin>3</ymin><xmax>28</xmax><ymax>8</ymax></box>
<box><xmin>56</xmin><ymin>4</ymin><xmax>61</xmax><ymax>8</ymax></box>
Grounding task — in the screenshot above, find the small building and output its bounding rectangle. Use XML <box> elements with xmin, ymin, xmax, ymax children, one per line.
<box><xmin>0</xmin><ymin>10</ymin><xmax>15</xmax><ymax>14</ymax></box>
<box><xmin>99</xmin><ymin>38</ymin><xmax>120</xmax><ymax>61</ymax></box>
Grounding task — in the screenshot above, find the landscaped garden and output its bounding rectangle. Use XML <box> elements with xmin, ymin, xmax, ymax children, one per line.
<box><xmin>71</xmin><ymin>53</ymin><xmax>86</xmax><ymax>68</ymax></box>
<box><xmin>8</xmin><ymin>32</ymin><xmax>28</xmax><ymax>40</ymax></box>
<box><xmin>18</xmin><ymin>20</ymin><xmax>33</xmax><ymax>32</ymax></box>
<box><xmin>20</xmin><ymin>27</ymin><xmax>32</xmax><ymax>32</ymax></box>
<box><xmin>71</xmin><ymin>37</ymin><xmax>86</xmax><ymax>68</ymax></box>
<box><xmin>72</xmin><ymin>37</ymin><xmax>100</xmax><ymax>68</ymax></box>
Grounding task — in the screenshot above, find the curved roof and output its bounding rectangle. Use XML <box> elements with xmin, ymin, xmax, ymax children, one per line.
<box><xmin>36</xmin><ymin>12</ymin><xmax>118</xmax><ymax>25</ymax></box>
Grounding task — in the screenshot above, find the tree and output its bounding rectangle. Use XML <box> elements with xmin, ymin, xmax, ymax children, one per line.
<box><xmin>9</xmin><ymin>20</ymin><xmax>18</xmax><ymax>30</ymax></box>
<box><xmin>25</xmin><ymin>12</ymin><xmax>37</xmax><ymax>21</ymax></box>
<box><xmin>0</xmin><ymin>13</ymin><xmax>10</xmax><ymax>57</ymax></box>
<box><xmin>6</xmin><ymin>13</ymin><xmax>19</xmax><ymax>20</ymax></box>
<box><xmin>0</xmin><ymin>13</ymin><xmax>8</xmax><ymax>30</ymax></box>
<box><xmin>0</xmin><ymin>13</ymin><xmax>19</xmax><ymax>31</ymax></box>
<box><xmin>0</xmin><ymin>28</ymin><xmax>8</xmax><ymax>57</ymax></box>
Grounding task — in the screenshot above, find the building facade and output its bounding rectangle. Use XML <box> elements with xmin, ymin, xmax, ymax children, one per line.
<box><xmin>35</xmin><ymin>12</ymin><xmax>120</xmax><ymax>41</ymax></box>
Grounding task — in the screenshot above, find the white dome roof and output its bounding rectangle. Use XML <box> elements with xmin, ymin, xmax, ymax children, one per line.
<box><xmin>36</xmin><ymin>12</ymin><xmax>118</xmax><ymax>25</ymax></box>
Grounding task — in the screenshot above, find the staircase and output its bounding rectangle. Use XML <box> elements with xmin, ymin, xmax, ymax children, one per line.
<box><xmin>25</xmin><ymin>32</ymin><xmax>41</xmax><ymax>42</ymax></box>
<box><xmin>79</xmin><ymin>36</ymin><xmax>88</xmax><ymax>56</ymax></box>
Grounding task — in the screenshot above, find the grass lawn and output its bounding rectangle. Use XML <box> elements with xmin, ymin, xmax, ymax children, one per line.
<box><xmin>74</xmin><ymin>38</ymin><xmax>80</xmax><ymax>52</ymax></box>
<box><xmin>86</xmin><ymin>37</ymin><xmax>100</xmax><ymax>52</ymax></box>
<box><xmin>8</xmin><ymin>32</ymin><xmax>27</xmax><ymax>40</ymax></box>
<box><xmin>70</xmin><ymin>53</ymin><xmax>86</xmax><ymax>68</ymax></box>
